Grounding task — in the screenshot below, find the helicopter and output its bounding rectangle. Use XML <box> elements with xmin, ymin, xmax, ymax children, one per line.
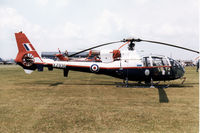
<box><xmin>14</xmin><ymin>32</ymin><xmax>199</xmax><ymax>87</ymax></box>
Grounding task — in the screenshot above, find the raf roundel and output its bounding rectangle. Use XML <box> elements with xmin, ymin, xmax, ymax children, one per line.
<box><xmin>90</xmin><ymin>64</ymin><xmax>99</xmax><ymax>72</ymax></box>
<box><xmin>144</xmin><ymin>69</ymin><xmax>150</xmax><ymax>76</ymax></box>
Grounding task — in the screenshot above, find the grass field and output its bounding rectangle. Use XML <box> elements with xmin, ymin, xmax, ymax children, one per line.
<box><xmin>0</xmin><ymin>65</ymin><xmax>199</xmax><ymax>133</ymax></box>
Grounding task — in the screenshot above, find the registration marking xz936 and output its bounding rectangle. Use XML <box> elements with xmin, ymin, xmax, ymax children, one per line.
<box><xmin>53</xmin><ymin>63</ymin><xmax>66</xmax><ymax>68</ymax></box>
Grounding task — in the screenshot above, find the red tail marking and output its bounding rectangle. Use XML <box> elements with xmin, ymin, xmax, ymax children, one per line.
<box><xmin>15</xmin><ymin>32</ymin><xmax>41</xmax><ymax>63</ymax></box>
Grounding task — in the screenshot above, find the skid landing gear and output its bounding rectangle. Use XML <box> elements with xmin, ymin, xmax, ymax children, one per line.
<box><xmin>181</xmin><ymin>77</ymin><xmax>186</xmax><ymax>84</ymax></box>
<box><xmin>122</xmin><ymin>77</ymin><xmax>129</xmax><ymax>87</ymax></box>
<box><xmin>147</xmin><ymin>78</ymin><xmax>169</xmax><ymax>88</ymax></box>
<box><xmin>150</xmin><ymin>78</ymin><xmax>155</xmax><ymax>88</ymax></box>
<box><xmin>116</xmin><ymin>78</ymin><xmax>169</xmax><ymax>88</ymax></box>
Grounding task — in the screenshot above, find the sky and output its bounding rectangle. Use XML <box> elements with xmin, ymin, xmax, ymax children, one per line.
<box><xmin>0</xmin><ymin>0</ymin><xmax>199</xmax><ymax>60</ymax></box>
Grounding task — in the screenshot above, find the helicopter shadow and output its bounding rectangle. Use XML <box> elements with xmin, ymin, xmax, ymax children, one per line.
<box><xmin>157</xmin><ymin>87</ymin><xmax>169</xmax><ymax>103</ymax></box>
<box><xmin>49</xmin><ymin>81</ymin><xmax>116</xmax><ymax>86</ymax></box>
<box><xmin>167</xmin><ymin>84</ymin><xmax>193</xmax><ymax>88</ymax></box>
<box><xmin>49</xmin><ymin>82</ymin><xmax>63</xmax><ymax>86</ymax></box>
<box><xmin>29</xmin><ymin>81</ymin><xmax>194</xmax><ymax>103</ymax></box>
<box><xmin>58</xmin><ymin>83</ymin><xmax>115</xmax><ymax>86</ymax></box>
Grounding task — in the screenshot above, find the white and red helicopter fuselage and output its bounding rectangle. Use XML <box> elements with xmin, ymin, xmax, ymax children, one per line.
<box><xmin>15</xmin><ymin>32</ymin><xmax>185</xmax><ymax>83</ymax></box>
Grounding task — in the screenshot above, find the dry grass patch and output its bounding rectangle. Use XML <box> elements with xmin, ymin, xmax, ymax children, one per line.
<box><xmin>0</xmin><ymin>65</ymin><xmax>198</xmax><ymax>132</ymax></box>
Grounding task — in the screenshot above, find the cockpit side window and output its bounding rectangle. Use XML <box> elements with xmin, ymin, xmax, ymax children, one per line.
<box><xmin>162</xmin><ymin>58</ymin><xmax>169</xmax><ymax>66</ymax></box>
<box><xmin>169</xmin><ymin>58</ymin><xmax>181</xmax><ymax>68</ymax></box>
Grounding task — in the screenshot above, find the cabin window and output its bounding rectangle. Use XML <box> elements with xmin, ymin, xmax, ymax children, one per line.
<box><xmin>143</xmin><ymin>56</ymin><xmax>170</xmax><ymax>67</ymax></box>
<box><xmin>143</xmin><ymin>57</ymin><xmax>151</xmax><ymax>67</ymax></box>
<box><xmin>152</xmin><ymin>57</ymin><xmax>163</xmax><ymax>66</ymax></box>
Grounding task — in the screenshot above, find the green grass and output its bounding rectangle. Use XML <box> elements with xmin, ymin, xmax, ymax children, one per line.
<box><xmin>0</xmin><ymin>65</ymin><xmax>199</xmax><ymax>133</ymax></box>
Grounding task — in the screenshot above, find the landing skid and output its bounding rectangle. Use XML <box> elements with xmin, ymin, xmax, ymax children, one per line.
<box><xmin>115</xmin><ymin>82</ymin><xmax>169</xmax><ymax>88</ymax></box>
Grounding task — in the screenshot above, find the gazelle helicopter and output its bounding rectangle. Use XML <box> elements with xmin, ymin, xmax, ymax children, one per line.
<box><xmin>15</xmin><ymin>32</ymin><xmax>199</xmax><ymax>87</ymax></box>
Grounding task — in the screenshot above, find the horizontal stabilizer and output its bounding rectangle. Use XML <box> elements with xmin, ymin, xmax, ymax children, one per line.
<box><xmin>24</xmin><ymin>69</ymin><xmax>34</xmax><ymax>74</ymax></box>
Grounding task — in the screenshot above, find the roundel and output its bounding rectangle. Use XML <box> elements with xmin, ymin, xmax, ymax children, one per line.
<box><xmin>90</xmin><ymin>64</ymin><xmax>99</xmax><ymax>72</ymax></box>
<box><xmin>144</xmin><ymin>69</ymin><xmax>150</xmax><ymax>76</ymax></box>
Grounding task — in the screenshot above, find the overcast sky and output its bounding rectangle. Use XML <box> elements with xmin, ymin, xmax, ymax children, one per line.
<box><xmin>0</xmin><ymin>0</ymin><xmax>199</xmax><ymax>60</ymax></box>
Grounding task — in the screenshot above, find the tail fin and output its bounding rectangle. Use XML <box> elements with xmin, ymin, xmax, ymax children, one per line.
<box><xmin>15</xmin><ymin>32</ymin><xmax>43</xmax><ymax>70</ymax></box>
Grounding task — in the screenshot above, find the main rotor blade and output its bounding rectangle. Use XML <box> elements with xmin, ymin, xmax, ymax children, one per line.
<box><xmin>68</xmin><ymin>40</ymin><xmax>122</xmax><ymax>57</ymax></box>
<box><xmin>140</xmin><ymin>39</ymin><xmax>199</xmax><ymax>54</ymax></box>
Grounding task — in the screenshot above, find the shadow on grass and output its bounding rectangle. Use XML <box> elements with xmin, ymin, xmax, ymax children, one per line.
<box><xmin>115</xmin><ymin>82</ymin><xmax>193</xmax><ymax>88</ymax></box>
<box><xmin>49</xmin><ymin>82</ymin><xmax>63</xmax><ymax>86</ymax></box>
<box><xmin>15</xmin><ymin>80</ymin><xmax>194</xmax><ymax>88</ymax></box>
<box><xmin>60</xmin><ymin>83</ymin><xmax>116</xmax><ymax>86</ymax></box>
<box><xmin>168</xmin><ymin>84</ymin><xmax>193</xmax><ymax>88</ymax></box>
<box><xmin>15</xmin><ymin>80</ymin><xmax>116</xmax><ymax>86</ymax></box>
<box><xmin>157</xmin><ymin>87</ymin><xmax>169</xmax><ymax>103</ymax></box>
<box><xmin>60</xmin><ymin>80</ymin><xmax>117</xmax><ymax>86</ymax></box>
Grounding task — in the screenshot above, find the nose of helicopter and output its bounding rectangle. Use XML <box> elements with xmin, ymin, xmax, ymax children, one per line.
<box><xmin>176</xmin><ymin>62</ymin><xmax>185</xmax><ymax>78</ymax></box>
<box><xmin>169</xmin><ymin>57</ymin><xmax>185</xmax><ymax>79</ymax></box>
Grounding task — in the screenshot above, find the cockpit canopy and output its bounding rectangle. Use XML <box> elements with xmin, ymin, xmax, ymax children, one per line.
<box><xmin>143</xmin><ymin>55</ymin><xmax>170</xmax><ymax>67</ymax></box>
<box><xmin>143</xmin><ymin>55</ymin><xmax>184</xmax><ymax>69</ymax></box>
